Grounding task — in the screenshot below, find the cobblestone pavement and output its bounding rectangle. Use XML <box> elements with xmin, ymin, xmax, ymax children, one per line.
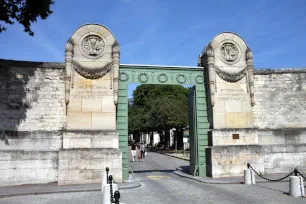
<box><xmin>0</xmin><ymin>152</ymin><xmax>305</xmax><ymax>204</ymax></box>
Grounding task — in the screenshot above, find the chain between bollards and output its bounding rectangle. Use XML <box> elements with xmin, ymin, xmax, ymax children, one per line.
<box><xmin>247</xmin><ymin>163</ymin><xmax>297</xmax><ymax>182</ymax></box>
<box><xmin>109</xmin><ymin>175</ymin><xmax>114</xmax><ymax>203</ymax></box>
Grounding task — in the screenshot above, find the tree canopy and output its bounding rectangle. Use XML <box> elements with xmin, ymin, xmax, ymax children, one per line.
<box><xmin>129</xmin><ymin>84</ymin><xmax>189</xmax><ymax>145</ymax></box>
<box><xmin>0</xmin><ymin>0</ymin><xmax>54</xmax><ymax>36</ymax></box>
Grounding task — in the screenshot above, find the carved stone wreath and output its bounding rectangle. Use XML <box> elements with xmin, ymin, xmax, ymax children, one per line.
<box><xmin>214</xmin><ymin>65</ymin><xmax>247</xmax><ymax>83</ymax></box>
<box><xmin>120</xmin><ymin>72</ymin><xmax>129</xmax><ymax>82</ymax></box>
<box><xmin>138</xmin><ymin>73</ymin><xmax>149</xmax><ymax>83</ymax></box>
<box><xmin>195</xmin><ymin>75</ymin><xmax>204</xmax><ymax>84</ymax></box>
<box><xmin>176</xmin><ymin>74</ymin><xmax>187</xmax><ymax>84</ymax></box>
<box><xmin>157</xmin><ymin>73</ymin><xmax>168</xmax><ymax>83</ymax></box>
<box><xmin>72</xmin><ymin>60</ymin><xmax>112</xmax><ymax>79</ymax></box>
<box><xmin>81</xmin><ymin>35</ymin><xmax>105</xmax><ymax>58</ymax></box>
<box><xmin>219</xmin><ymin>42</ymin><xmax>240</xmax><ymax>65</ymax></box>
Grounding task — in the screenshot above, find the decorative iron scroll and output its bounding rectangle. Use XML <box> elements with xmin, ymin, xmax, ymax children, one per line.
<box><xmin>72</xmin><ymin>60</ymin><xmax>112</xmax><ymax>79</ymax></box>
<box><xmin>214</xmin><ymin>65</ymin><xmax>247</xmax><ymax>82</ymax></box>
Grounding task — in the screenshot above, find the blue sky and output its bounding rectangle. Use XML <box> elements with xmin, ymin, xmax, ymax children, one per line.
<box><xmin>0</xmin><ymin>0</ymin><xmax>305</xmax><ymax>98</ymax></box>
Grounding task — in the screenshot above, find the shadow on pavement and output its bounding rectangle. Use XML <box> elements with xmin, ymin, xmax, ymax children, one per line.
<box><xmin>179</xmin><ymin>166</ymin><xmax>189</xmax><ymax>173</ymax></box>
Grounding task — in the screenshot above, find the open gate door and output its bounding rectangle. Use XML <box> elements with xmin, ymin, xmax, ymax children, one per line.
<box><xmin>188</xmin><ymin>86</ymin><xmax>207</xmax><ymax>177</ymax></box>
<box><xmin>188</xmin><ymin>86</ymin><xmax>198</xmax><ymax>176</ymax></box>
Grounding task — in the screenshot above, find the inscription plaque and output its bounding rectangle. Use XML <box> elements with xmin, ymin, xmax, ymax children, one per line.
<box><xmin>217</xmin><ymin>88</ymin><xmax>248</xmax><ymax>101</ymax></box>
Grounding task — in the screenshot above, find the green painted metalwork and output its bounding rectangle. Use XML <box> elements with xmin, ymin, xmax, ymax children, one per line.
<box><xmin>117</xmin><ymin>64</ymin><xmax>209</xmax><ymax>180</ymax></box>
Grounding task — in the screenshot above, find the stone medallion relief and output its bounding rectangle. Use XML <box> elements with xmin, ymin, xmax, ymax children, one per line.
<box><xmin>219</xmin><ymin>42</ymin><xmax>240</xmax><ymax>64</ymax></box>
<box><xmin>81</xmin><ymin>35</ymin><xmax>105</xmax><ymax>58</ymax></box>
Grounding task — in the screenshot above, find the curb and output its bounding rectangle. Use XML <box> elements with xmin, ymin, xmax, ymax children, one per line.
<box><xmin>174</xmin><ymin>168</ymin><xmax>293</xmax><ymax>184</ymax></box>
<box><xmin>0</xmin><ymin>188</ymin><xmax>100</xmax><ymax>199</ymax></box>
<box><xmin>154</xmin><ymin>151</ymin><xmax>190</xmax><ymax>161</ymax></box>
<box><xmin>119</xmin><ymin>181</ymin><xmax>142</xmax><ymax>190</ymax></box>
<box><xmin>0</xmin><ymin>181</ymin><xmax>141</xmax><ymax>198</ymax></box>
<box><xmin>173</xmin><ymin>170</ymin><xmax>243</xmax><ymax>184</ymax></box>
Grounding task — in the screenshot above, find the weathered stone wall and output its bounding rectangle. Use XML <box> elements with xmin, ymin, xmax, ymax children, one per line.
<box><xmin>207</xmin><ymin>144</ymin><xmax>306</xmax><ymax>178</ymax></box>
<box><xmin>0</xmin><ymin>60</ymin><xmax>64</xmax><ymax>186</ymax></box>
<box><xmin>0</xmin><ymin>131</ymin><xmax>62</xmax><ymax>151</ymax></box>
<box><xmin>206</xmin><ymin>145</ymin><xmax>265</xmax><ymax>178</ymax></box>
<box><xmin>0</xmin><ymin>151</ymin><xmax>58</xmax><ymax>186</ymax></box>
<box><xmin>264</xmin><ymin>144</ymin><xmax>306</xmax><ymax>174</ymax></box>
<box><xmin>258</xmin><ymin>129</ymin><xmax>306</xmax><ymax>145</ymax></box>
<box><xmin>58</xmin><ymin>149</ymin><xmax>122</xmax><ymax>185</ymax></box>
<box><xmin>0</xmin><ymin>60</ymin><xmax>66</xmax><ymax>131</ymax></box>
<box><xmin>253</xmin><ymin>69</ymin><xmax>306</xmax><ymax>129</ymax></box>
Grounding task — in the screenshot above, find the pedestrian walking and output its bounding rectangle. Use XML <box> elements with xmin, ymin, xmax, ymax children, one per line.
<box><xmin>140</xmin><ymin>142</ymin><xmax>146</xmax><ymax>162</ymax></box>
<box><xmin>130</xmin><ymin>142</ymin><xmax>137</xmax><ymax>162</ymax></box>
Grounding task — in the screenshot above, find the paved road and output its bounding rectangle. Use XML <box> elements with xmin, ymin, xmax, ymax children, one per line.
<box><xmin>0</xmin><ymin>151</ymin><xmax>305</xmax><ymax>204</ymax></box>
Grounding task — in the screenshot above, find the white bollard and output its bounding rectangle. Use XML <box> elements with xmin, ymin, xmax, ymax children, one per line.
<box><xmin>251</xmin><ymin>170</ymin><xmax>256</xmax><ymax>185</ymax></box>
<box><xmin>289</xmin><ymin>176</ymin><xmax>305</xmax><ymax>197</ymax></box>
<box><xmin>102</xmin><ymin>184</ymin><xmax>118</xmax><ymax>204</ymax></box>
<box><xmin>244</xmin><ymin>169</ymin><xmax>252</xmax><ymax>185</ymax></box>
<box><xmin>101</xmin><ymin>173</ymin><xmax>107</xmax><ymax>192</ymax></box>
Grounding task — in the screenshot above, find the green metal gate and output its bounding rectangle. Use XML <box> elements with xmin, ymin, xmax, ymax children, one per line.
<box><xmin>117</xmin><ymin>64</ymin><xmax>209</xmax><ymax>180</ymax></box>
<box><xmin>188</xmin><ymin>86</ymin><xmax>206</xmax><ymax>176</ymax></box>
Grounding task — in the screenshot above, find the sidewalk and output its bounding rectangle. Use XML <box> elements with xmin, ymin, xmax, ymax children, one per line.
<box><xmin>0</xmin><ymin>180</ymin><xmax>141</xmax><ymax>198</ymax></box>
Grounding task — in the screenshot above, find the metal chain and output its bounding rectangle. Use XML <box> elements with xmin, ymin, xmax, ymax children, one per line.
<box><xmin>298</xmin><ymin>172</ymin><xmax>306</xmax><ymax>181</ymax></box>
<box><xmin>109</xmin><ymin>175</ymin><xmax>114</xmax><ymax>203</ymax></box>
<box><xmin>248</xmin><ymin>164</ymin><xmax>294</xmax><ymax>182</ymax></box>
<box><xmin>299</xmin><ymin>176</ymin><xmax>303</xmax><ymax>196</ymax></box>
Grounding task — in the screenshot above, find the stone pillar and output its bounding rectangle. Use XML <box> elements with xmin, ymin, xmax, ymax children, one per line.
<box><xmin>58</xmin><ymin>24</ymin><xmax>122</xmax><ymax>185</ymax></box>
<box><xmin>112</xmin><ymin>44</ymin><xmax>120</xmax><ymax>105</ymax></box>
<box><xmin>200</xmin><ymin>32</ymin><xmax>258</xmax><ymax>178</ymax></box>
<box><xmin>206</xmin><ymin>45</ymin><xmax>215</xmax><ymax>106</ymax></box>
<box><xmin>246</xmin><ymin>48</ymin><xmax>255</xmax><ymax>106</ymax></box>
<box><xmin>65</xmin><ymin>41</ymin><xmax>73</xmax><ymax>106</ymax></box>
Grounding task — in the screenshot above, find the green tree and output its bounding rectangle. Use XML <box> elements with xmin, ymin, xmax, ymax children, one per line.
<box><xmin>0</xmin><ymin>0</ymin><xmax>54</xmax><ymax>36</ymax></box>
<box><xmin>129</xmin><ymin>84</ymin><xmax>189</xmax><ymax>147</ymax></box>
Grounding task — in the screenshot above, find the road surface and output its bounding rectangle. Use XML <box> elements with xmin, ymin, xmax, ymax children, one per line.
<box><xmin>0</xmin><ymin>151</ymin><xmax>305</xmax><ymax>204</ymax></box>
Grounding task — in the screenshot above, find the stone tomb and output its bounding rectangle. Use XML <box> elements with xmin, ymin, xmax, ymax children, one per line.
<box><xmin>58</xmin><ymin>24</ymin><xmax>122</xmax><ymax>185</ymax></box>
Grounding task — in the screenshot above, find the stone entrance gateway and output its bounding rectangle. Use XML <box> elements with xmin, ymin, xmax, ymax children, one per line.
<box><xmin>0</xmin><ymin>23</ymin><xmax>305</xmax><ymax>186</ymax></box>
<box><xmin>62</xmin><ymin>23</ymin><xmax>209</xmax><ymax>182</ymax></box>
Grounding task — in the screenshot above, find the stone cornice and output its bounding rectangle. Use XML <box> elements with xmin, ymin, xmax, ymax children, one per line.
<box><xmin>1</xmin><ymin>59</ymin><xmax>306</xmax><ymax>74</ymax></box>
<box><xmin>0</xmin><ymin>59</ymin><xmax>65</xmax><ymax>69</ymax></box>
<box><xmin>254</xmin><ymin>68</ymin><xmax>306</xmax><ymax>74</ymax></box>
